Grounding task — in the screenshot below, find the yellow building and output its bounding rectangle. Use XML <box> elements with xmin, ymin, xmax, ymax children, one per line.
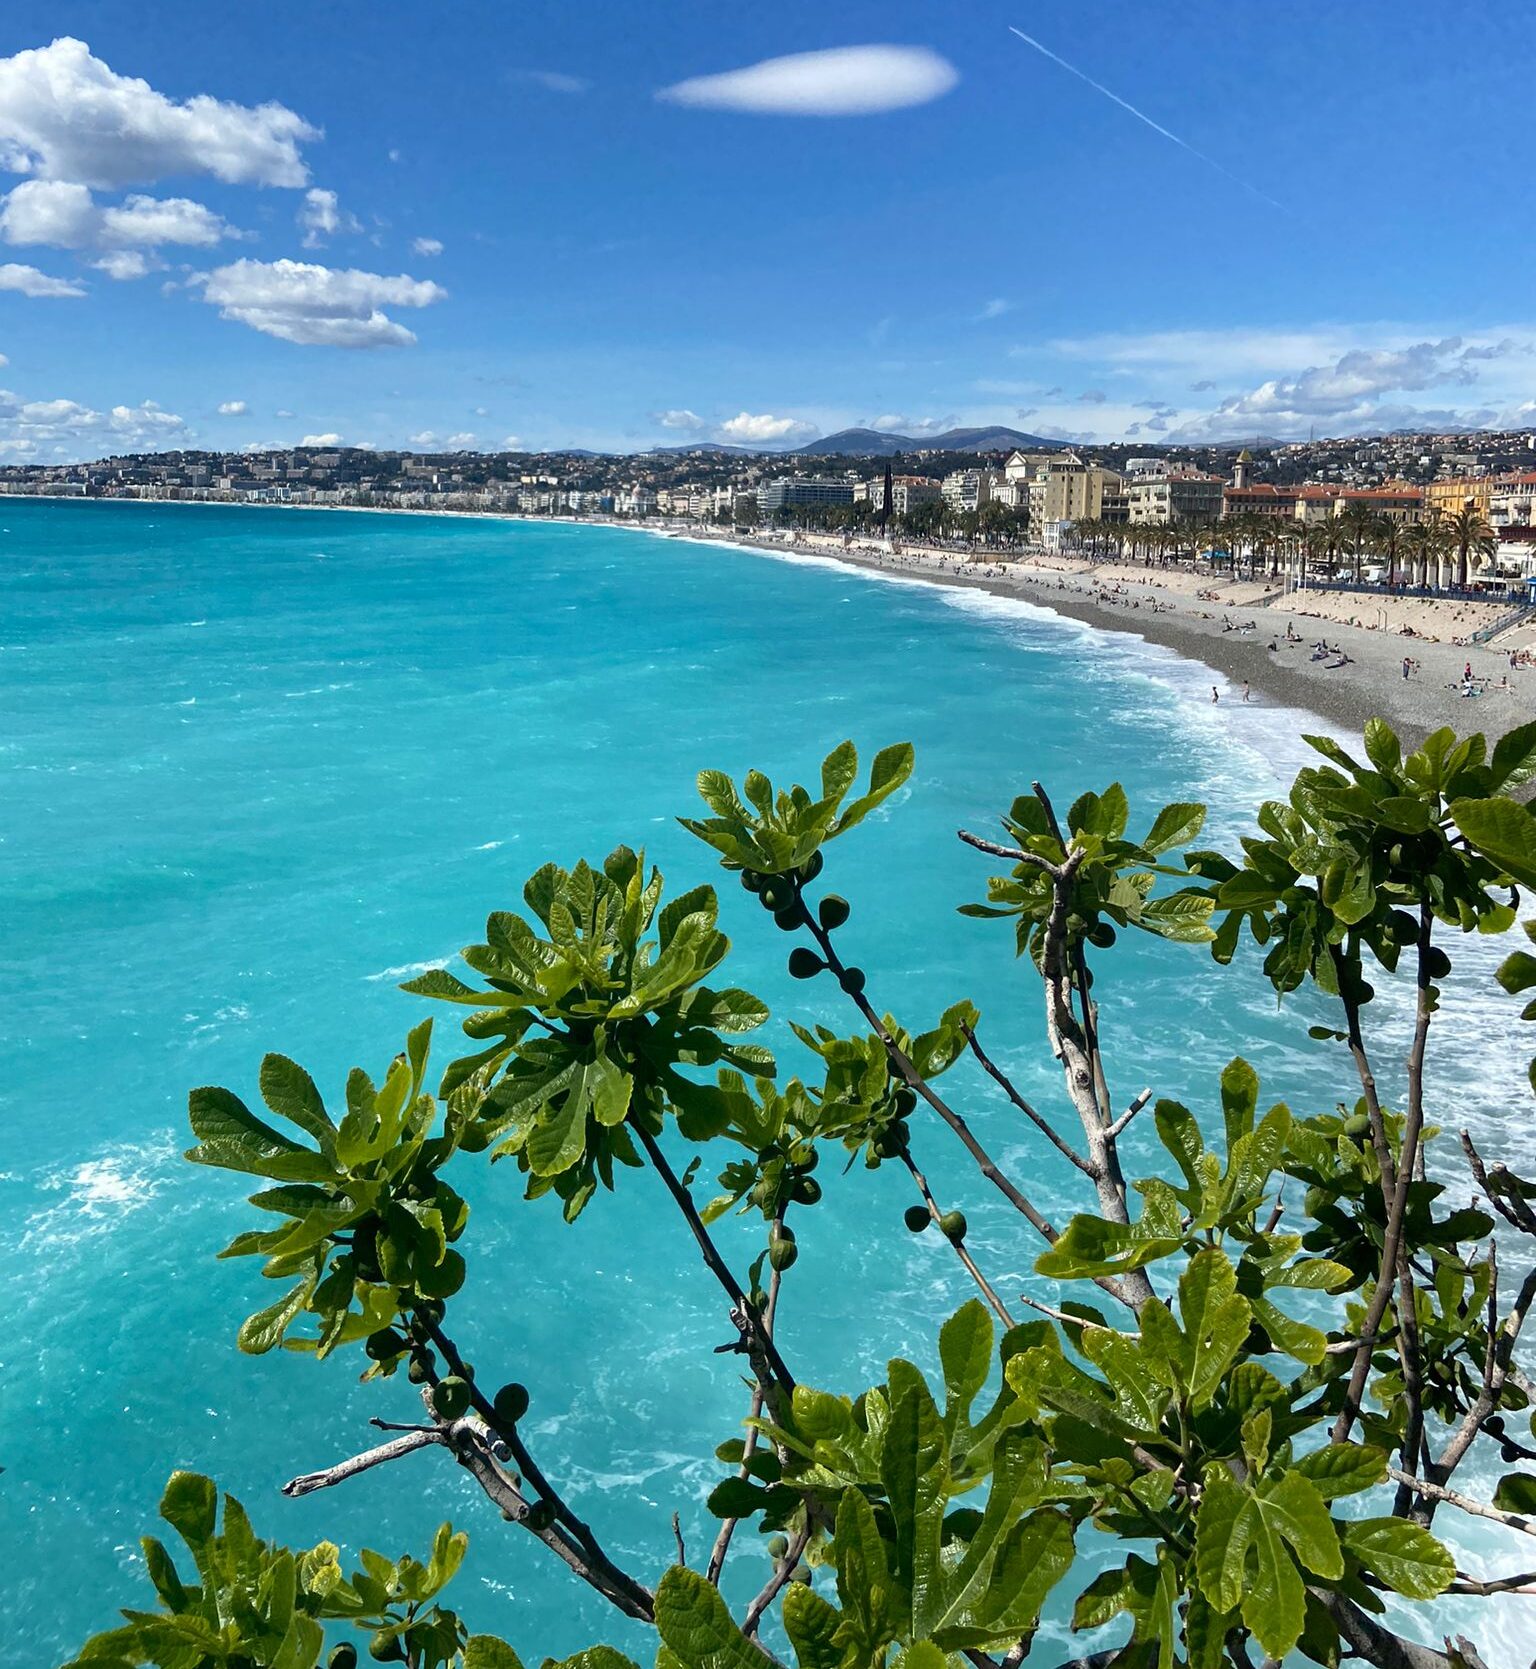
<box><xmin>1027</xmin><ymin>454</ymin><xmax>1124</xmax><ymax>527</ymax></box>
<box><xmin>1422</xmin><ymin>476</ymin><xmax>1494</xmax><ymax>521</ymax></box>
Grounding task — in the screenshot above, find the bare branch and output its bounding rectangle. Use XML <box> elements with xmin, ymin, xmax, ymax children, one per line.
<box><xmin>282</xmin><ymin>1428</ymin><xmax>443</xmax><ymax>1496</ymax></box>
<box><xmin>1386</xmin><ymin>1467</ymin><xmax>1536</xmax><ymax>1537</ymax></box>
<box><xmin>956</xmin><ymin>829</ymin><xmax>1055</xmax><ymax>871</ymax></box>
<box><xmin>742</xmin><ymin>1524</ymin><xmax>812</xmax><ymax>1637</ymax></box>
<box><xmin>632</xmin><ymin>1121</ymin><xmax>797</xmax><ymax>1403</ymax></box>
<box><xmin>1103</xmin><ymin>1088</ymin><xmax>1152</xmax><ymax>1142</ymax></box>
<box><xmin>902</xmin><ymin>1150</ymin><xmax>1016</xmax><ymax>1327</ymax></box>
<box><xmin>961</xmin><ymin>1021</ymin><xmax>1097</xmax><ymax>1178</ymax></box>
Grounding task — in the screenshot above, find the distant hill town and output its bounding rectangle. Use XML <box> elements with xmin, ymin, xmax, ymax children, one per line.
<box><xmin>5</xmin><ymin>429</ymin><xmax>1536</xmax><ymax>588</ymax></box>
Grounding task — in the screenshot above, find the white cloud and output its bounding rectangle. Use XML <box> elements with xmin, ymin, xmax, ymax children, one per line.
<box><xmin>501</xmin><ymin>434</ymin><xmax>523</xmax><ymax>450</ymax></box>
<box><xmin>275</xmin><ymin>408</ymin><xmax>295</xmax><ymax>418</ymax></box>
<box><xmin>1171</xmin><ymin>336</ymin><xmax>1529</xmax><ymax>439</ymax></box>
<box><xmin>866</xmin><ymin>413</ymin><xmax>954</xmax><ymax>435</ymax></box>
<box><xmin>217</xmin><ymin>400</ymin><xmax>247</xmax><ymax>415</ymax></box>
<box><xmin>92</xmin><ymin>250</ymin><xmax>155</xmax><ymax>280</ymax></box>
<box><xmin>0</xmin><ymin>37</ymin><xmax>317</xmax><ymax>189</ymax></box>
<box><xmin>1077</xmin><ymin>389</ymin><xmax>1107</xmax><ymax>404</ymax></box>
<box><xmin>717</xmin><ymin>411</ymin><xmax>816</xmax><ymax>442</ymax></box>
<box><xmin>298</xmin><ymin>188</ymin><xmax>361</xmax><ymax>248</ymax></box>
<box><xmin>654</xmin><ymin>408</ymin><xmax>706</xmax><ymax>430</ymax></box>
<box><xmin>0</xmin><ymin>261</ymin><xmax>84</xmax><ymax>296</ymax></box>
<box><xmin>412</xmin><ymin>236</ymin><xmax>443</xmax><ymax>257</ymax></box>
<box><xmin>0</xmin><ymin>386</ymin><xmax>187</xmax><ymax>457</ymax></box>
<box><xmin>103</xmin><ymin>193</ymin><xmax>233</xmax><ymax>246</ymax></box>
<box><xmin>408</xmin><ymin>429</ymin><xmax>478</xmax><ymax>449</ymax></box>
<box><xmin>193</xmin><ymin>258</ymin><xmax>447</xmax><ymax>347</ymax></box>
<box><xmin>0</xmin><ymin>179</ymin><xmax>237</xmax><ymax>252</ymax></box>
<box><xmin>518</xmin><ymin>70</ymin><xmax>591</xmax><ymax>94</ymax></box>
<box><xmin>657</xmin><ymin>45</ymin><xmax>958</xmax><ymax>117</ymax></box>
<box><xmin>299</xmin><ymin>432</ymin><xmax>342</xmax><ymax>446</ymax></box>
<box><xmin>977</xmin><ymin>298</ymin><xmax>1011</xmax><ymax>320</ymax></box>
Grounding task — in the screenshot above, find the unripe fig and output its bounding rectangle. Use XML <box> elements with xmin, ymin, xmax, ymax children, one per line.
<box><xmin>1087</xmin><ymin>921</ymin><xmax>1116</xmax><ymax>948</ymax></box>
<box><xmin>790</xmin><ymin>1563</ymin><xmax>812</xmax><ymax>1584</ymax></box>
<box><xmin>416</xmin><ymin>1248</ymin><xmax>466</xmax><ymax>1299</ymax></box>
<box><xmin>365</xmin><ymin>1328</ymin><xmax>406</xmax><ymax>1361</ymax></box>
<box><xmin>493</xmin><ymin>1382</ymin><xmax>530</xmax><ymax>1425</ymax></box>
<box><xmin>791</xmin><ymin>1176</ymin><xmax>822</xmax><ymax>1206</ymax></box>
<box><xmin>767</xmin><ymin>1533</ymin><xmax>789</xmax><ymax>1560</ymax></box>
<box><xmin>939</xmin><ymin>1210</ymin><xmax>968</xmax><ymax>1245</ymax></box>
<box><xmin>431</xmin><ymin>1375</ymin><xmax>471</xmax><ymax>1420</ymax></box>
<box><xmin>904</xmin><ymin>1205</ymin><xmax>931</xmax><ymax>1233</ymax></box>
<box><xmin>769</xmin><ymin>1237</ymin><xmax>799</xmax><ymax>1272</ymax></box>
<box><xmin>839</xmin><ymin>966</ymin><xmax>867</xmax><ymax>995</ymax></box>
<box><xmin>798</xmin><ymin>851</ymin><xmax>825</xmax><ymax>882</ymax></box>
<box><xmin>407</xmin><ymin>1352</ymin><xmax>435</xmax><ymax>1384</ymax></box>
<box><xmin>774</xmin><ymin>903</ymin><xmax>805</xmax><ymax>931</ymax></box>
<box><xmin>1343</xmin><ymin>1113</ymin><xmax>1371</xmax><ymax>1138</ymax></box>
<box><xmin>329</xmin><ymin>1647</ymin><xmax>359</xmax><ymax>1669</ymax></box>
<box><xmin>1425</xmin><ymin>946</ymin><xmax>1452</xmax><ymax>979</ymax></box>
<box><xmin>525</xmin><ymin>1499</ymin><xmax>557</xmax><ymax>1532</ymax></box>
<box><xmin>893</xmin><ymin>1087</ymin><xmax>918</xmax><ymax>1117</ymax></box>
<box><xmin>368</xmin><ymin>1636</ymin><xmax>406</xmax><ymax>1663</ymax></box>
<box><xmin>818</xmin><ymin>894</ymin><xmax>851</xmax><ymax>930</ymax></box>
<box><xmin>741</xmin><ymin>870</ymin><xmax>764</xmax><ymax>893</ymax></box>
<box><xmin>787</xmin><ymin>948</ymin><xmax>824</xmax><ymax>979</ymax></box>
<box><xmin>760</xmin><ymin>881</ymin><xmax>790</xmax><ymax>912</ymax></box>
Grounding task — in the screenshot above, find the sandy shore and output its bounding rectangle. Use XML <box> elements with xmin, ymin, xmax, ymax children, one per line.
<box><xmin>11</xmin><ymin>493</ymin><xmax>1532</xmax><ymax>747</ymax></box>
<box><xmin>715</xmin><ymin>534</ymin><xmax>1536</xmax><ymax>748</ymax></box>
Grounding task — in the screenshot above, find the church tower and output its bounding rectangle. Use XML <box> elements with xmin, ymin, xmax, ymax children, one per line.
<box><xmin>1233</xmin><ymin>448</ymin><xmax>1253</xmax><ymax>490</ymax></box>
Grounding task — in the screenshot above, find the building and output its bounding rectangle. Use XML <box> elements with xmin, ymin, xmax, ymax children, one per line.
<box><xmin>941</xmin><ymin>469</ymin><xmax>999</xmax><ymax>513</ymax></box>
<box><xmin>756</xmin><ymin>476</ymin><xmax>856</xmax><ymax>514</ymax></box>
<box><xmin>1002</xmin><ymin>450</ymin><xmax>1058</xmax><ymax>482</ymax></box>
<box><xmin>1027</xmin><ymin>455</ymin><xmax>1124</xmax><ymax>527</ymax></box>
<box><xmin>1423</xmin><ymin>476</ymin><xmax>1496</xmax><ymax>522</ymax></box>
<box><xmin>1223</xmin><ymin>483</ymin><xmax>1301</xmax><ymax>519</ymax></box>
<box><xmin>1128</xmin><ymin>471</ymin><xmax>1224</xmax><ymax>525</ymax></box>
<box><xmin>868</xmin><ymin>474</ymin><xmax>941</xmax><ymax>513</ymax></box>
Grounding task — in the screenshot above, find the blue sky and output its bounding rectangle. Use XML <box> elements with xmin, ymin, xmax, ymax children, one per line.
<box><xmin>1</xmin><ymin>0</ymin><xmax>1534</xmax><ymax>459</ymax></box>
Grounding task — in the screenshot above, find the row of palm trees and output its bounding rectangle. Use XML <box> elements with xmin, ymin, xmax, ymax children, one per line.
<box><xmin>1065</xmin><ymin>503</ymin><xmax>1500</xmax><ymax>593</ymax></box>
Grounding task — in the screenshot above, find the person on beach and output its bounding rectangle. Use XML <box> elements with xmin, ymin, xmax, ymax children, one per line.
<box><xmin>1242</xmin><ymin>681</ymin><xmax>1251</xmax><ymax>702</ymax></box>
<box><xmin>1403</xmin><ymin>657</ymin><xmax>1411</xmax><ymax>680</ymax></box>
<box><xmin>1211</xmin><ymin>686</ymin><xmax>1219</xmax><ymax>703</ymax></box>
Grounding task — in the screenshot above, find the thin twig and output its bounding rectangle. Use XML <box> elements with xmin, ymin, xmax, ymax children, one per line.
<box><xmin>902</xmin><ymin>1150</ymin><xmax>1016</xmax><ymax>1327</ymax></box>
<box><xmin>1386</xmin><ymin>1467</ymin><xmax>1535</xmax><ymax>1537</ymax></box>
<box><xmin>961</xmin><ymin>1021</ymin><xmax>1097</xmax><ymax>1178</ymax></box>
<box><xmin>742</xmin><ymin>1523</ymin><xmax>812</xmax><ymax>1636</ymax></box>
<box><xmin>282</xmin><ymin>1428</ymin><xmax>443</xmax><ymax>1496</ymax></box>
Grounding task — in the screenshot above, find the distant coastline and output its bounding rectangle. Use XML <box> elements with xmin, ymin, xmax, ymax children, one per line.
<box><xmin>8</xmin><ymin>490</ymin><xmax>1531</xmax><ymax>747</ymax></box>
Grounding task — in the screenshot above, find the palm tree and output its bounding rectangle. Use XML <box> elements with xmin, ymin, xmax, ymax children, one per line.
<box><xmin>1370</xmin><ymin>513</ymin><xmax>1405</xmax><ymax>587</ymax></box>
<box><xmin>1403</xmin><ymin>517</ymin><xmax>1450</xmax><ymax>590</ymax></box>
<box><xmin>1444</xmin><ymin>504</ymin><xmax>1496</xmax><ymax>591</ymax></box>
<box><xmin>1301</xmin><ymin>520</ymin><xmax>1334</xmax><ymax>589</ymax></box>
<box><xmin>1338</xmin><ymin>501</ymin><xmax>1379</xmax><ymax>585</ymax></box>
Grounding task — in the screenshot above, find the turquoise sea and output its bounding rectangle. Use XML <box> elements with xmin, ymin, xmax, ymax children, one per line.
<box><xmin>1</xmin><ymin>499</ymin><xmax>1528</xmax><ymax>1665</ymax></box>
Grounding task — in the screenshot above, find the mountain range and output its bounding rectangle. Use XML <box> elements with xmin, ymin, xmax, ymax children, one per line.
<box><xmin>650</xmin><ymin>425</ymin><xmax>1059</xmax><ymax>460</ymax></box>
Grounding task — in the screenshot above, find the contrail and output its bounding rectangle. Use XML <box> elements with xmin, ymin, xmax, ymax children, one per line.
<box><xmin>1008</xmin><ymin>25</ymin><xmax>1287</xmax><ymax>213</ymax></box>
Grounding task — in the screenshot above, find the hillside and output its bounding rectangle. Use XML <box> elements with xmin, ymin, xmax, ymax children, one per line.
<box><xmin>798</xmin><ymin>425</ymin><xmax>1059</xmax><ymax>456</ymax></box>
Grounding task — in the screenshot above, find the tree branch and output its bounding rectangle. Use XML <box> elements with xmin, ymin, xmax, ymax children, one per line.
<box><xmin>282</xmin><ymin>1428</ymin><xmax>443</xmax><ymax>1496</ymax></box>
<box><xmin>901</xmin><ymin>1150</ymin><xmax>1016</xmax><ymax>1327</ymax></box>
<box><xmin>960</xmin><ymin>1021</ymin><xmax>1097</xmax><ymax>1178</ymax></box>
<box><xmin>632</xmin><ymin>1120</ymin><xmax>797</xmax><ymax>1403</ymax></box>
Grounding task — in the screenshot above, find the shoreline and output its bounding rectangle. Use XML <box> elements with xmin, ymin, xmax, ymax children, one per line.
<box><xmin>8</xmin><ymin>491</ymin><xmax>1532</xmax><ymax>747</ymax></box>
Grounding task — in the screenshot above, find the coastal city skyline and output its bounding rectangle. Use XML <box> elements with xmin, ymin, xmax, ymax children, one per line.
<box><xmin>3</xmin><ymin>2</ymin><xmax>1536</xmax><ymax>460</ymax></box>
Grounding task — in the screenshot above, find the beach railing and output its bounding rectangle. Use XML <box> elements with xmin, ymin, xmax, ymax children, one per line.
<box><xmin>1471</xmin><ymin>601</ymin><xmax>1536</xmax><ymax>644</ymax></box>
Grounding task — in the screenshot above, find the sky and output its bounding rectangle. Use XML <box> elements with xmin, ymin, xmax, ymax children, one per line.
<box><xmin>1</xmin><ymin>0</ymin><xmax>1534</xmax><ymax>460</ymax></box>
